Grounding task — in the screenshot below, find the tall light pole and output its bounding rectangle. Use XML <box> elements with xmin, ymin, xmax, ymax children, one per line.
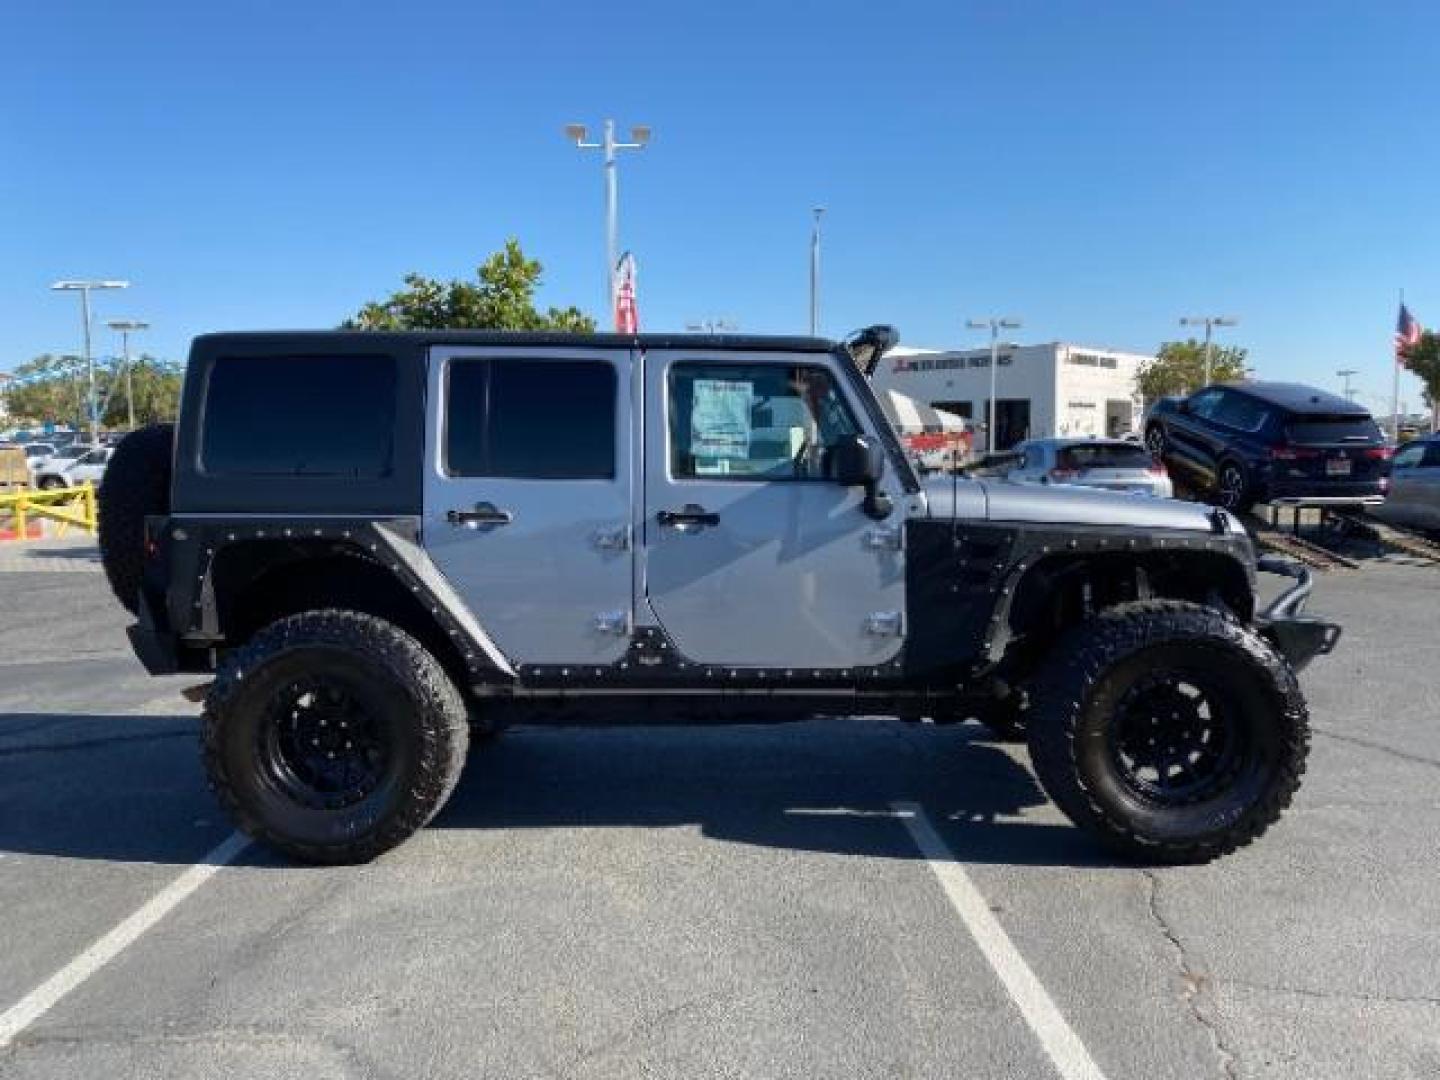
<box><xmin>966</xmin><ymin>316</ymin><xmax>1022</xmax><ymax>453</ymax></box>
<box><xmin>1180</xmin><ymin>315</ymin><xmax>1239</xmax><ymax>387</ymax></box>
<box><xmin>51</xmin><ymin>280</ymin><xmax>129</xmax><ymax>443</ymax></box>
<box><xmin>107</xmin><ymin>319</ymin><xmax>150</xmax><ymax>430</ymax></box>
<box><xmin>565</xmin><ymin>120</ymin><xmax>650</xmax><ymax>321</ymax></box>
<box><xmin>809</xmin><ymin>206</ymin><xmax>825</xmax><ymax>336</ymax></box>
<box><xmin>1336</xmin><ymin>368</ymin><xmax>1358</xmax><ymax>402</ymax></box>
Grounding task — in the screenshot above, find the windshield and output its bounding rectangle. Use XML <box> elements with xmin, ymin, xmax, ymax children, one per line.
<box><xmin>1057</xmin><ymin>443</ymin><xmax>1154</xmax><ymax>470</ymax></box>
<box><xmin>1284</xmin><ymin>416</ymin><xmax>1382</xmax><ymax>444</ymax></box>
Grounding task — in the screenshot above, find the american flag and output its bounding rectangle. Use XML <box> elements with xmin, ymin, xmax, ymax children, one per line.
<box><xmin>1395</xmin><ymin>302</ymin><xmax>1422</xmax><ymax>366</ymax></box>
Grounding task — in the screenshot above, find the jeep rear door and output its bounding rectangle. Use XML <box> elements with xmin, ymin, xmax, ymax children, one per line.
<box><xmin>640</xmin><ymin>349</ymin><xmax>906</xmax><ymax>670</ymax></box>
<box><xmin>422</xmin><ymin>346</ymin><xmax>635</xmax><ymax>666</ymax></box>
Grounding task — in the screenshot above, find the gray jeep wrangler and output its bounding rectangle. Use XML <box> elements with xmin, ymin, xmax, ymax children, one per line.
<box><xmin>98</xmin><ymin>327</ymin><xmax>1336</xmax><ymax>865</ymax></box>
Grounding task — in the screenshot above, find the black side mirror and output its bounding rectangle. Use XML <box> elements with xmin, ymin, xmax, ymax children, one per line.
<box><xmin>830</xmin><ymin>433</ymin><xmax>884</xmax><ymax>486</ymax></box>
<box><xmin>828</xmin><ymin>434</ymin><xmax>892</xmax><ymax>520</ymax></box>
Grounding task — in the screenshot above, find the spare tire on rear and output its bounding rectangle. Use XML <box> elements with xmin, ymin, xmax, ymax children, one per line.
<box><xmin>98</xmin><ymin>423</ymin><xmax>174</xmax><ymax>614</ymax></box>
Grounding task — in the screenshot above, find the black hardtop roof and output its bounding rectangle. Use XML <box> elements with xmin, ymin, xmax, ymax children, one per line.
<box><xmin>1219</xmin><ymin>380</ymin><xmax>1370</xmax><ymax>415</ymax></box>
<box><xmin>190</xmin><ymin>330</ymin><xmax>839</xmax><ymax>355</ymax></box>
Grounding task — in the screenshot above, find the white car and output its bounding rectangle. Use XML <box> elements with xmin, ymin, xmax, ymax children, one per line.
<box><xmin>34</xmin><ymin>446</ymin><xmax>111</xmax><ymax>490</ymax></box>
<box><xmin>21</xmin><ymin>442</ymin><xmax>57</xmax><ymax>474</ymax></box>
<box><xmin>997</xmin><ymin>437</ymin><xmax>1174</xmax><ymax>498</ymax></box>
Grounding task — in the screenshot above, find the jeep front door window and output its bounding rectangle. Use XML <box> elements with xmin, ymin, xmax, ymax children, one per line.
<box><xmin>668</xmin><ymin>363</ymin><xmax>858</xmax><ymax>481</ymax></box>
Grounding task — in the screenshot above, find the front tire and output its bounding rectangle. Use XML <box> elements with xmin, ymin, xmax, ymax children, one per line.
<box><xmin>1026</xmin><ymin>600</ymin><xmax>1308</xmax><ymax>863</ymax></box>
<box><xmin>1144</xmin><ymin>424</ymin><xmax>1166</xmax><ymax>458</ymax></box>
<box><xmin>202</xmin><ymin>610</ymin><xmax>469</xmax><ymax>864</ymax></box>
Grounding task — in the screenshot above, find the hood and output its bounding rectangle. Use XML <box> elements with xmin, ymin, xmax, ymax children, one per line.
<box><xmin>918</xmin><ymin>475</ymin><xmax>1225</xmax><ymax>533</ymax></box>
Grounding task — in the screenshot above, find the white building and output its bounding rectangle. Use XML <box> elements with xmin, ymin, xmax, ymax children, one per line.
<box><xmin>870</xmin><ymin>342</ymin><xmax>1149</xmax><ymax>451</ymax></box>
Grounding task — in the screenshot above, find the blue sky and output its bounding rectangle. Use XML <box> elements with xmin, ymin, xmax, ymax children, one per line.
<box><xmin>3</xmin><ymin>0</ymin><xmax>1436</xmax><ymax>412</ymax></box>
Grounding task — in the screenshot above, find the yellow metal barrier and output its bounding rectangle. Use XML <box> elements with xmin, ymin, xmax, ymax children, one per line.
<box><xmin>0</xmin><ymin>484</ymin><xmax>97</xmax><ymax>541</ymax></box>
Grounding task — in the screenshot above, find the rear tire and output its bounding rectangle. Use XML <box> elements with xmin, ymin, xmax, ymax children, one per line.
<box><xmin>97</xmin><ymin>423</ymin><xmax>174</xmax><ymax>614</ymax></box>
<box><xmin>1026</xmin><ymin>600</ymin><xmax>1308</xmax><ymax>864</ymax></box>
<box><xmin>1144</xmin><ymin>424</ymin><xmax>1166</xmax><ymax>458</ymax></box>
<box><xmin>202</xmin><ymin>610</ymin><xmax>470</xmax><ymax>864</ymax></box>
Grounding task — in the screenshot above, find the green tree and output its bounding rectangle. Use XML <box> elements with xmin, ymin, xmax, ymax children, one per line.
<box><xmin>5</xmin><ymin>353</ymin><xmax>182</xmax><ymax>430</ymax></box>
<box><xmin>98</xmin><ymin>356</ymin><xmax>184</xmax><ymax>427</ymax></box>
<box><xmin>5</xmin><ymin>355</ymin><xmax>87</xmax><ymax>427</ymax></box>
<box><xmin>344</xmin><ymin>239</ymin><xmax>595</xmax><ymax>332</ymax></box>
<box><xmin>1400</xmin><ymin>330</ymin><xmax>1440</xmax><ymax>429</ymax></box>
<box><xmin>1137</xmin><ymin>339</ymin><xmax>1249</xmax><ymax>401</ymax></box>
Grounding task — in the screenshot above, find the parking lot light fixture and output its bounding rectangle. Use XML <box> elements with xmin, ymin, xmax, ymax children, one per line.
<box><xmin>51</xmin><ymin>280</ymin><xmax>130</xmax><ymax>444</ymax></box>
<box><xmin>1335</xmin><ymin>369</ymin><xmax>1359</xmax><ymax>402</ymax></box>
<box><xmin>809</xmin><ymin>207</ymin><xmax>825</xmax><ymax>336</ymax></box>
<box><xmin>967</xmin><ymin>317</ymin><xmax>1023</xmax><ymax>453</ymax></box>
<box><xmin>107</xmin><ymin>320</ymin><xmax>150</xmax><ymax>431</ymax></box>
<box><xmin>565</xmin><ymin>119</ymin><xmax>651</xmax><ymax>319</ymax></box>
<box><xmin>1179</xmin><ymin>315</ymin><xmax>1239</xmax><ymax>387</ymax></box>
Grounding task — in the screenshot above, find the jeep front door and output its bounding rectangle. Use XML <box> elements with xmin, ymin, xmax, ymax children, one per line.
<box><xmin>641</xmin><ymin>351</ymin><xmax>906</xmax><ymax>669</ymax></box>
<box><xmin>422</xmin><ymin>347</ymin><xmax>635</xmax><ymax>666</ymax></box>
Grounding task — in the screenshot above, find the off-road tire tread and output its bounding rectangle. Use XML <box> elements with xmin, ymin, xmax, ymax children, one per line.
<box><xmin>1026</xmin><ymin>599</ymin><xmax>1309</xmax><ymax>864</ymax></box>
<box><xmin>97</xmin><ymin>423</ymin><xmax>174</xmax><ymax>614</ymax></box>
<box><xmin>202</xmin><ymin>609</ymin><xmax>469</xmax><ymax>864</ymax></box>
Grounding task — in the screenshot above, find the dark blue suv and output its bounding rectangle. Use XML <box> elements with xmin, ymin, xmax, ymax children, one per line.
<box><xmin>1144</xmin><ymin>381</ymin><xmax>1390</xmax><ymax>511</ymax></box>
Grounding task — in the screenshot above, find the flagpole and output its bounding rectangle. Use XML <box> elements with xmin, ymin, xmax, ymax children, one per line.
<box><xmin>1394</xmin><ymin>288</ymin><xmax>1403</xmax><ymax>441</ymax></box>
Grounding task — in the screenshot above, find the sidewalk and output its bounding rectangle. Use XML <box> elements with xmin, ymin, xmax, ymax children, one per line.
<box><xmin>0</xmin><ymin>535</ymin><xmax>102</xmax><ymax>574</ymax></box>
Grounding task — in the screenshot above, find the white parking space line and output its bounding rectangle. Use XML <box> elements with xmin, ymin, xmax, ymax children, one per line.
<box><xmin>0</xmin><ymin>831</ymin><xmax>250</xmax><ymax>1050</ymax></box>
<box><xmin>892</xmin><ymin>802</ymin><xmax>1109</xmax><ymax>1080</ymax></box>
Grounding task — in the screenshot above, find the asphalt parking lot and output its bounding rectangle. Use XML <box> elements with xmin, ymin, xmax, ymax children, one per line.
<box><xmin>0</xmin><ymin>540</ymin><xmax>1436</xmax><ymax>1079</ymax></box>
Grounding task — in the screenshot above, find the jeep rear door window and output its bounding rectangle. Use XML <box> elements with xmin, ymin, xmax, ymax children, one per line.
<box><xmin>668</xmin><ymin>363</ymin><xmax>857</xmax><ymax>480</ymax></box>
<box><xmin>446</xmin><ymin>358</ymin><xmax>615</xmax><ymax>479</ymax></box>
<box><xmin>202</xmin><ymin>354</ymin><xmax>396</xmax><ymax>476</ymax></box>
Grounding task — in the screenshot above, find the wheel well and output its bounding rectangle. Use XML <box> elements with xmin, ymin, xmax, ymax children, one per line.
<box><xmin>209</xmin><ymin>540</ymin><xmax>475</xmax><ymax>694</ymax></box>
<box><xmin>1002</xmin><ymin>551</ymin><xmax>1253</xmax><ymax>681</ymax></box>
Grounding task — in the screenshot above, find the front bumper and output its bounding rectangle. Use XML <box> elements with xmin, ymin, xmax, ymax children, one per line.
<box><xmin>1254</xmin><ymin>555</ymin><xmax>1341</xmax><ymax>670</ymax></box>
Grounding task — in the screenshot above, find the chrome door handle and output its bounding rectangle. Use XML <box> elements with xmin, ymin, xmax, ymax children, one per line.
<box><xmin>656</xmin><ymin>504</ymin><xmax>720</xmax><ymax>531</ymax></box>
<box><xmin>446</xmin><ymin>501</ymin><xmax>513</xmax><ymax>530</ymax></box>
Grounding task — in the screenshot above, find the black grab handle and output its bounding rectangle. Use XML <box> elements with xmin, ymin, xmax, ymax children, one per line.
<box><xmin>656</xmin><ymin>504</ymin><xmax>720</xmax><ymax>528</ymax></box>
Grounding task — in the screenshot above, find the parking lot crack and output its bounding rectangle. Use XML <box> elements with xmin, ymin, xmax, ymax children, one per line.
<box><xmin>1144</xmin><ymin>870</ymin><xmax>1240</xmax><ymax>1080</ymax></box>
<box><xmin>554</xmin><ymin>991</ymin><xmax>731</xmax><ymax>1076</ymax></box>
<box><xmin>1312</xmin><ymin>726</ymin><xmax>1440</xmax><ymax>770</ymax></box>
<box><xmin>0</xmin><ymin>728</ymin><xmax>193</xmax><ymax>758</ymax></box>
<box><xmin>1216</xmin><ymin>976</ymin><xmax>1440</xmax><ymax>1007</ymax></box>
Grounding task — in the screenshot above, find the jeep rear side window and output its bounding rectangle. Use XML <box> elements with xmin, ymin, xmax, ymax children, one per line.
<box><xmin>668</xmin><ymin>363</ymin><xmax>858</xmax><ymax>480</ymax></box>
<box><xmin>446</xmin><ymin>358</ymin><xmax>616</xmax><ymax>479</ymax></box>
<box><xmin>202</xmin><ymin>354</ymin><xmax>396</xmax><ymax>477</ymax></box>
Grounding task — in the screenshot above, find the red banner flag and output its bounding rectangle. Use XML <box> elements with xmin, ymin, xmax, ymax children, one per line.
<box><xmin>615</xmin><ymin>252</ymin><xmax>638</xmax><ymax>334</ymax></box>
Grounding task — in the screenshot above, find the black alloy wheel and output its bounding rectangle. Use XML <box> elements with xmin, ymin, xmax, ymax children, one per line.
<box><xmin>1216</xmin><ymin>462</ymin><xmax>1250</xmax><ymax>511</ymax></box>
<box><xmin>260</xmin><ymin>675</ymin><xmax>395</xmax><ymax>811</ymax></box>
<box><xmin>1108</xmin><ymin>672</ymin><xmax>1244</xmax><ymax>806</ymax></box>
